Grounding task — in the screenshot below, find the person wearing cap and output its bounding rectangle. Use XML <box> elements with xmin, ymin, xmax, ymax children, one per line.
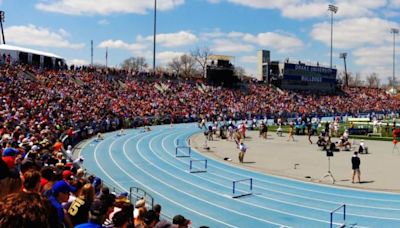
<box><xmin>2</xmin><ymin>143</ymin><xmax>19</xmax><ymax>169</ymax></box>
<box><xmin>351</xmin><ymin>152</ymin><xmax>361</xmax><ymax>184</ymax></box>
<box><xmin>92</xmin><ymin>177</ymin><xmax>103</xmax><ymax>195</ymax></box>
<box><xmin>48</xmin><ymin>180</ymin><xmax>76</xmax><ymax>227</ymax></box>
<box><xmin>134</xmin><ymin>198</ymin><xmax>146</xmax><ymax>219</ymax></box>
<box><xmin>63</xmin><ymin>170</ymin><xmax>74</xmax><ymax>183</ymax></box>
<box><xmin>172</xmin><ymin>214</ymin><xmax>191</xmax><ymax>227</ymax></box>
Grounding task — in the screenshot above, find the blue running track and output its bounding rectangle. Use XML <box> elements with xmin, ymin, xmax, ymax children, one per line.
<box><xmin>80</xmin><ymin>123</ymin><xmax>400</xmax><ymax>228</ymax></box>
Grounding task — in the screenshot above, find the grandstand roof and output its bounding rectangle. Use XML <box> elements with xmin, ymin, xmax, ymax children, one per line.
<box><xmin>0</xmin><ymin>44</ymin><xmax>63</xmax><ymax>59</ymax></box>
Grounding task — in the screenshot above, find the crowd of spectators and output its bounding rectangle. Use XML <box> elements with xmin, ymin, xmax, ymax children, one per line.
<box><xmin>0</xmin><ymin>63</ymin><xmax>400</xmax><ymax>227</ymax></box>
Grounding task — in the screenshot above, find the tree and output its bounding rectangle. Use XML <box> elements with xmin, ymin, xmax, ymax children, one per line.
<box><xmin>166</xmin><ymin>54</ymin><xmax>197</xmax><ymax>78</ymax></box>
<box><xmin>191</xmin><ymin>47</ymin><xmax>212</xmax><ymax>78</ymax></box>
<box><xmin>167</xmin><ymin>57</ymin><xmax>182</xmax><ymax>76</ymax></box>
<box><xmin>347</xmin><ymin>72</ymin><xmax>363</xmax><ymax>87</ymax></box>
<box><xmin>180</xmin><ymin>54</ymin><xmax>197</xmax><ymax>78</ymax></box>
<box><xmin>366</xmin><ymin>72</ymin><xmax>380</xmax><ymax>88</ymax></box>
<box><xmin>120</xmin><ymin>57</ymin><xmax>148</xmax><ymax>71</ymax></box>
<box><xmin>388</xmin><ymin>76</ymin><xmax>397</xmax><ymax>88</ymax></box>
<box><xmin>234</xmin><ymin>66</ymin><xmax>246</xmax><ymax>80</ymax></box>
<box><xmin>354</xmin><ymin>73</ymin><xmax>364</xmax><ymax>87</ymax></box>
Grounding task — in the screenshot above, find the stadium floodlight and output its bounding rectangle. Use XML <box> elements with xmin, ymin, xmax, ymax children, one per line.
<box><xmin>153</xmin><ymin>0</ymin><xmax>157</xmax><ymax>73</ymax></box>
<box><xmin>339</xmin><ymin>53</ymin><xmax>348</xmax><ymax>87</ymax></box>
<box><xmin>328</xmin><ymin>4</ymin><xmax>338</xmax><ymax>70</ymax></box>
<box><xmin>0</xmin><ymin>11</ymin><xmax>5</xmax><ymax>44</ymax></box>
<box><xmin>391</xmin><ymin>28</ymin><xmax>399</xmax><ymax>92</ymax></box>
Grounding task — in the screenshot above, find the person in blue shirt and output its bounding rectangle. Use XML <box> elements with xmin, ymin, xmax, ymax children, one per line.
<box><xmin>48</xmin><ymin>180</ymin><xmax>76</xmax><ymax>228</ymax></box>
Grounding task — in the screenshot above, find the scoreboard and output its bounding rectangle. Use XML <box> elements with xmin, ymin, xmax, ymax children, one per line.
<box><xmin>281</xmin><ymin>62</ymin><xmax>337</xmax><ymax>92</ymax></box>
<box><xmin>283</xmin><ymin>63</ymin><xmax>337</xmax><ymax>83</ymax></box>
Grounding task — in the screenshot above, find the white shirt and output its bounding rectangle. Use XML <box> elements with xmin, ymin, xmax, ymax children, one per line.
<box><xmin>239</xmin><ymin>144</ymin><xmax>247</xmax><ymax>153</ymax></box>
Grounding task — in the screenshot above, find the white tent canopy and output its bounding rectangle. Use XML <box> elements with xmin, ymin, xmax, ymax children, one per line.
<box><xmin>0</xmin><ymin>44</ymin><xmax>65</xmax><ymax>68</ymax></box>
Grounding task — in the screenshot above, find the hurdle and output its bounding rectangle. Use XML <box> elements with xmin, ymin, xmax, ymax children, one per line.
<box><xmin>175</xmin><ymin>146</ymin><xmax>191</xmax><ymax>157</ymax></box>
<box><xmin>232</xmin><ymin>178</ymin><xmax>253</xmax><ymax>198</ymax></box>
<box><xmin>176</xmin><ymin>139</ymin><xmax>190</xmax><ymax>147</ymax></box>
<box><xmin>330</xmin><ymin>204</ymin><xmax>346</xmax><ymax>228</ymax></box>
<box><xmin>189</xmin><ymin>159</ymin><xmax>208</xmax><ymax>173</ymax></box>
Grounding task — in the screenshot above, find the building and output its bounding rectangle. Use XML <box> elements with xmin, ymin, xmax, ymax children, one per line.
<box><xmin>0</xmin><ymin>44</ymin><xmax>65</xmax><ymax>69</ymax></box>
<box><xmin>206</xmin><ymin>55</ymin><xmax>238</xmax><ymax>87</ymax></box>
<box><xmin>257</xmin><ymin>50</ymin><xmax>270</xmax><ymax>82</ymax></box>
<box><xmin>258</xmin><ymin>50</ymin><xmax>338</xmax><ymax>92</ymax></box>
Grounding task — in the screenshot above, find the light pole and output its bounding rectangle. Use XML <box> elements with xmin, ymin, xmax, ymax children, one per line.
<box><xmin>328</xmin><ymin>4</ymin><xmax>338</xmax><ymax>70</ymax></box>
<box><xmin>391</xmin><ymin>28</ymin><xmax>399</xmax><ymax>92</ymax></box>
<box><xmin>0</xmin><ymin>11</ymin><xmax>5</xmax><ymax>44</ymax></box>
<box><xmin>91</xmin><ymin>40</ymin><xmax>93</xmax><ymax>66</ymax></box>
<box><xmin>340</xmin><ymin>53</ymin><xmax>348</xmax><ymax>87</ymax></box>
<box><xmin>153</xmin><ymin>0</ymin><xmax>157</xmax><ymax>73</ymax></box>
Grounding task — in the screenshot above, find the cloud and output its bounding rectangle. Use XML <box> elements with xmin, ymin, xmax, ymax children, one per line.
<box><xmin>68</xmin><ymin>58</ymin><xmax>88</xmax><ymax>66</ymax></box>
<box><xmin>36</xmin><ymin>0</ymin><xmax>185</xmax><ymax>15</ymax></box>
<box><xmin>200</xmin><ymin>30</ymin><xmax>304</xmax><ymax>54</ymax></box>
<box><xmin>383</xmin><ymin>10</ymin><xmax>400</xmax><ymax>18</ymax></box>
<box><xmin>157</xmin><ymin>51</ymin><xmax>185</xmax><ymax>63</ymax></box>
<box><xmin>311</xmin><ymin>17</ymin><xmax>399</xmax><ymax>49</ymax></box>
<box><xmin>239</xmin><ymin>55</ymin><xmax>258</xmax><ymax>63</ymax></box>
<box><xmin>207</xmin><ymin>0</ymin><xmax>221</xmax><ymax>3</ymax></box>
<box><xmin>225</xmin><ymin>0</ymin><xmax>297</xmax><ymax>10</ymax></box>
<box><xmin>98</xmin><ymin>39</ymin><xmax>146</xmax><ymax>51</ymax></box>
<box><xmin>97</xmin><ymin>19</ymin><xmax>110</xmax><ymax>25</ymax></box>
<box><xmin>389</xmin><ymin>0</ymin><xmax>400</xmax><ymax>7</ymax></box>
<box><xmin>353</xmin><ymin>45</ymin><xmax>394</xmax><ymax>66</ymax></box>
<box><xmin>5</xmin><ymin>24</ymin><xmax>84</xmax><ymax>48</ymax></box>
<box><xmin>212</xmin><ymin>0</ymin><xmax>392</xmax><ymax>19</ymax></box>
<box><xmin>200</xmin><ymin>29</ymin><xmax>226</xmax><ymax>39</ymax></box>
<box><xmin>138</xmin><ymin>31</ymin><xmax>198</xmax><ymax>47</ymax></box>
<box><xmin>347</xmin><ymin>45</ymin><xmax>400</xmax><ymax>81</ymax></box>
<box><xmin>281</xmin><ymin>2</ymin><xmax>328</xmax><ymax>19</ymax></box>
<box><xmin>211</xmin><ymin>39</ymin><xmax>254</xmax><ymax>53</ymax></box>
<box><xmin>244</xmin><ymin>32</ymin><xmax>304</xmax><ymax>53</ymax></box>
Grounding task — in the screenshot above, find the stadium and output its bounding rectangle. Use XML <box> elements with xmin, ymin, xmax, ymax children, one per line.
<box><xmin>1</xmin><ymin>1</ymin><xmax>400</xmax><ymax>228</ymax></box>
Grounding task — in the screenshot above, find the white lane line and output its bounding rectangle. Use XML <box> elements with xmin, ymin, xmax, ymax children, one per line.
<box><xmin>181</xmin><ymin>131</ymin><xmax>400</xmax><ymax>204</ymax></box>
<box><xmin>154</xmin><ymin>131</ymin><xmax>375</xmax><ymax>227</ymax></box>
<box><xmin>90</xmin><ymin>131</ymin><xmax>221</xmax><ymax>226</ymax></box>
<box><xmin>89</xmin><ymin>132</ymin><xmax>180</xmax><ymax>221</ymax></box>
<box><xmin>113</xmin><ymin>130</ymin><xmax>239</xmax><ymax>228</ymax></box>
<box><xmin>169</xmin><ymin>131</ymin><xmax>400</xmax><ymax>212</ymax></box>
<box><xmin>161</xmin><ymin>132</ymin><xmax>399</xmax><ymax>223</ymax></box>
<box><xmin>130</xmin><ymin>130</ymin><xmax>287</xmax><ymax>227</ymax></box>
<box><xmin>138</xmin><ymin>130</ymin><xmax>338</xmax><ymax>227</ymax></box>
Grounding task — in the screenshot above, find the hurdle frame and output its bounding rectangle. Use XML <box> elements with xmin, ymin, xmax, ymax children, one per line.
<box><xmin>232</xmin><ymin>178</ymin><xmax>253</xmax><ymax>198</ymax></box>
<box><xmin>176</xmin><ymin>139</ymin><xmax>190</xmax><ymax>147</ymax></box>
<box><xmin>330</xmin><ymin>204</ymin><xmax>346</xmax><ymax>228</ymax></box>
<box><xmin>175</xmin><ymin>146</ymin><xmax>191</xmax><ymax>157</ymax></box>
<box><xmin>189</xmin><ymin>159</ymin><xmax>208</xmax><ymax>173</ymax></box>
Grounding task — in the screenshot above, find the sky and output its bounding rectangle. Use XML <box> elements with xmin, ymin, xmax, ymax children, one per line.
<box><xmin>1</xmin><ymin>0</ymin><xmax>400</xmax><ymax>82</ymax></box>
